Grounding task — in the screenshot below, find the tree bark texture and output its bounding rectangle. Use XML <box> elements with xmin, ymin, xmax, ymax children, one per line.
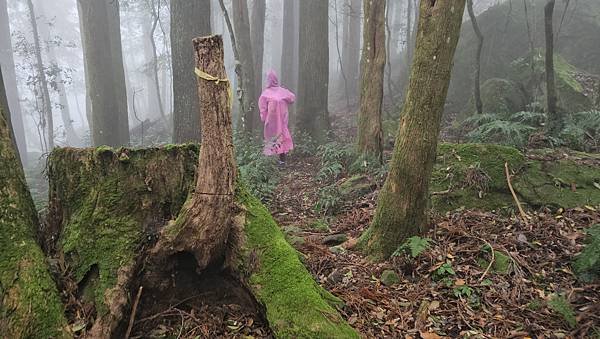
<box><xmin>280</xmin><ymin>0</ymin><xmax>298</xmax><ymax>124</ymax></box>
<box><xmin>544</xmin><ymin>0</ymin><xmax>561</xmax><ymax>136</ymax></box>
<box><xmin>359</xmin><ymin>0</ymin><xmax>467</xmax><ymax>259</ymax></box>
<box><xmin>171</xmin><ymin>0</ymin><xmax>211</xmax><ymax>143</ymax></box>
<box><xmin>232</xmin><ymin>0</ymin><xmax>258</xmax><ymax>134</ymax></box>
<box><xmin>0</xmin><ymin>67</ymin><xmax>69</xmax><ymax>339</ymax></box>
<box><xmin>467</xmin><ymin>0</ymin><xmax>484</xmax><ymax>115</ymax></box>
<box><xmin>297</xmin><ymin>0</ymin><xmax>330</xmax><ymax>141</ymax></box>
<box><xmin>0</xmin><ymin>0</ymin><xmax>27</xmax><ymax>161</ymax></box>
<box><xmin>342</xmin><ymin>0</ymin><xmax>361</xmax><ymax>101</ymax></box>
<box><xmin>357</xmin><ymin>0</ymin><xmax>385</xmax><ymax>161</ymax></box>
<box><xmin>251</xmin><ymin>0</ymin><xmax>265</xmax><ymax>119</ymax></box>
<box><xmin>153</xmin><ymin>35</ymin><xmax>237</xmax><ymax>271</ymax></box>
<box><xmin>148</xmin><ymin>0</ymin><xmax>166</xmax><ymax>121</ymax></box>
<box><xmin>78</xmin><ymin>0</ymin><xmax>130</xmax><ymax>147</ymax></box>
<box><xmin>27</xmin><ymin>0</ymin><xmax>54</xmax><ymax>150</ymax></box>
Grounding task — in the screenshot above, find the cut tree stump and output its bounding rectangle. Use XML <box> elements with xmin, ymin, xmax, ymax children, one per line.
<box><xmin>46</xmin><ymin>35</ymin><xmax>358</xmax><ymax>338</ymax></box>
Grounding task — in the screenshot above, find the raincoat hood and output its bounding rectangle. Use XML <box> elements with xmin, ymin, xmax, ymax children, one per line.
<box><xmin>266</xmin><ymin>70</ymin><xmax>279</xmax><ymax>88</ymax></box>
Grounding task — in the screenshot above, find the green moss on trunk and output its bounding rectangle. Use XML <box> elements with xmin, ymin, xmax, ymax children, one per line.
<box><xmin>238</xmin><ymin>187</ymin><xmax>358</xmax><ymax>338</ymax></box>
<box><xmin>1</xmin><ymin>93</ymin><xmax>68</xmax><ymax>337</ymax></box>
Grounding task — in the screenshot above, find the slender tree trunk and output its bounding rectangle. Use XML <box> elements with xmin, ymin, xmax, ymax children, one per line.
<box><xmin>296</xmin><ymin>0</ymin><xmax>330</xmax><ymax>141</ymax></box>
<box><xmin>251</xmin><ymin>0</ymin><xmax>265</xmax><ymax>114</ymax></box>
<box><xmin>280</xmin><ymin>0</ymin><xmax>298</xmax><ymax>124</ymax></box>
<box><xmin>357</xmin><ymin>0</ymin><xmax>385</xmax><ymax>162</ymax></box>
<box><xmin>544</xmin><ymin>0</ymin><xmax>561</xmax><ymax>136</ymax></box>
<box><xmin>78</xmin><ymin>0</ymin><xmax>130</xmax><ymax>147</ymax></box>
<box><xmin>232</xmin><ymin>0</ymin><xmax>257</xmax><ymax>134</ymax></box>
<box><xmin>467</xmin><ymin>0</ymin><xmax>484</xmax><ymax>114</ymax></box>
<box><xmin>334</xmin><ymin>0</ymin><xmax>350</xmax><ymax>110</ymax></box>
<box><xmin>27</xmin><ymin>0</ymin><xmax>53</xmax><ymax>150</ymax></box>
<box><xmin>342</xmin><ymin>0</ymin><xmax>361</xmax><ymax>101</ymax></box>
<box><xmin>0</xmin><ymin>0</ymin><xmax>27</xmax><ymax>162</ymax></box>
<box><xmin>217</xmin><ymin>0</ymin><xmax>245</xmax><ymax>126</ymax></box>
<box><xmin>149</xmin><ymin>0</ymin><xmax>166</xmax><ymax>121</ymax></box>
<box><xmin>0</xmin><ymin>67</ymin><xmax>69</xmax><ymax>339</ymax></box>
<box><xmin>171</xmin><ymin>0</ymin><xmax>211</xmax><ymax>143</ymax></box>
<box><xmin>359</xmin><ymin>0</ymin><xmax>467</xmax><ymax>259</ymax></box>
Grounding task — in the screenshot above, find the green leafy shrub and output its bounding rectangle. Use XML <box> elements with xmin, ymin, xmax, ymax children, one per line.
<box><xmin>314</xmin><ymin>184</ymin><xmax>342</xmax><ymax>215</ymax></box>
<box><xmin>561</xmin><ymin>110</ymin><xmax>600</xmax><ymax>152</ymax></box>
<box><xmin>234</xmin><ymin>132</ymin><xmax>280</xmax><ymax>202</ymax></box>
<box><xmin>293</xmin><ymin>130</ymin><xmax>319</xmax><ymax>156</ymax></box>
<box><xmin>316</xmin><ymin>142</ymin><xmax>354</xmax><ymax>182</ymax></box>
<box><xmin>548</xmin><ymin>294</ymin><xmax>577</xmax><ymax>328</ymax></box>
<box><xmin>572</xmin><ymin>224</ymin><xmax>600</xmax><ymax>282</ymax></box>
<box><xmin>392</xmin><ymin>236</ymin><xmax>432</xmax><ymax>258</ymax></box>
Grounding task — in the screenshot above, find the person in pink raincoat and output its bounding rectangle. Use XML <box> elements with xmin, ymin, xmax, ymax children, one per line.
<box><xmin>259</xmin><ymin>70</ymin><xmax>295</xmax><ymax>164</ymax></box>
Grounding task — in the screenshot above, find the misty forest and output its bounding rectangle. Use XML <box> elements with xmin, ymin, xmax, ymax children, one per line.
<box><xmin>1</xmin><ymin>0</ymin><xmax>600</xmax><ymax>338</ymax></box>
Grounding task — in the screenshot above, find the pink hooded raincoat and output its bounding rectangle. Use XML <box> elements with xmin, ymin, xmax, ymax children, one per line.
<box><xmin>259</xmin><ymin>70</ymin><xmax>295</xmax><ymax>155</ymax></box>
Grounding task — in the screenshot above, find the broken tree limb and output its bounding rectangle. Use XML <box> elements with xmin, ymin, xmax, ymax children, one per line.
<box><xmin>505</xmin><ymin>162</ymin><xmax>529</xmax><ymax>223</ymax></box>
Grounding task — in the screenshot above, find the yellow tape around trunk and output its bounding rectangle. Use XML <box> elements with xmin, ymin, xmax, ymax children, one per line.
<box><xmin>194</xmin><ymin>68</ymin><xmax>233</xmax><ymax>109</ymax></box>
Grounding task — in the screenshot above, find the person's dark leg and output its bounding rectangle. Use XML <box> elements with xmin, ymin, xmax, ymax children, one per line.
<box><xmin>279</xmin><ymin>153</ymin><xmax>287</xmax><ymax>164</ymax></box>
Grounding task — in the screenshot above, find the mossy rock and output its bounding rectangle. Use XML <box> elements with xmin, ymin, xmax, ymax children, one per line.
<box><xmin>431</xmin><ymin>143</ymin><xmax>600</xmax><ymax>213</ymax></box>
<box><xmin>510</xmin><ymin>53</ymin><xmax>594</xmax><ymax>113</ymax></box>
<box><xmin>461</xmin><ymin>78</ymin><xmax>528</xmax><ymax>119</ymax></box>
<box><xmin>449</xmin><ymin>0</ymin><xmax>600</xmax><ymax>112</ymax></box>
<box><xmin>339</xmin><ymin>174</ymin><xmax>376</xmax><ymax>200</ymax></box>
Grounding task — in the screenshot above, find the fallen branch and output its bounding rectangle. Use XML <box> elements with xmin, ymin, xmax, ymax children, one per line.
<box><xmin>125</xmin><ymin>286</ymin><xmax>143</xmax><ymax>339</ymax></box>
<box><xmin>504</xmin><ymin>162</ymin><xmax>529</xmax><ymax>224</ymax></box>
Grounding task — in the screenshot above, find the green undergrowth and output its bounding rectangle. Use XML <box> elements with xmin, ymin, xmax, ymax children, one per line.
<box><xmin>573</xmin><ymin>224</ymin><xmax>600</xmax><ymax>282</ymax></box>
<box><xmin>47</xmin><ymin>145</ymin><xmax>198</xmax><ymax>315</ymax></box>
<box><xmin>238</xmin><ymin>186</ymin><xmax>358</xmax><ymax>338</ymax></box>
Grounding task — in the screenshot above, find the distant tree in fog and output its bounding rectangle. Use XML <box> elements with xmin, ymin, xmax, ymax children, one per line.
<box><xmin>78</xmin><ymin>0</ymin><xmax>129</xmax><ymax>147</ymax></box>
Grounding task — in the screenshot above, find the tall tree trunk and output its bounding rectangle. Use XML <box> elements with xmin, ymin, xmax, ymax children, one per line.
<box><xmin>0</xmin><ymin>67</ymin><xmax>69</xmax><ymax>339</ymax></box>
<box><xmin>467</xmin><ymin>0</ymin><xmax>484</xmax><ymax>114</ymax></box>
<box><xmin>544</xmin><ymin>0</ymin><xmax>561</xmax><ymax>136</ymax></box>
<box><xmin>78</xmin><ymin>0</ymin><xmax>130</xmax><ymax>147</ymax></box>
<box><xmin>171</xmin><ymin>0</ymin><xmax>211</xmax><ymax>143</ymax></box>
<box><xmin>149</xmin><ymin>0</ymin><xmax>166</xmax><ymax>121</ymax></box>
<box><xmin>359</xmin><ymin>0</ymin><xmax>467</xmax><ymax>259</ymax></box>
<box><xmin>342</xmin><ymin>0</ymin><xmax>361</xmax><ymax>101</ymax></box>
<box><xmin>357</xmin><ymin>0</ymin><xmax>385</xmax><ymax>161</ymax></box>
<box><xmin>0</xmin><ymin>0</ymin><xmax>27</xmax><ymax>162</ymax></box>
<box><xmin>232</xmin><ymin>0</ymin><xmax>257</xmax><ymax>134</ymax></box>
<box><xmin>296</xmin><ymin>0</ymin><xmax>329</xmax><ymax>141</ymax></box>
<box><xmin>251</xmin><ymin>0</ymin><xmax>265</xmax><ymax>118</ymax></box>
<box><xmin>26</xmin><ymin>0</ymin><xmax>53</xmax><ymax>150</ymax></box>
<box><xmin>280</xmin><ymin>0</ymin><xmax>298</xmax><ymax>124</ymax></box>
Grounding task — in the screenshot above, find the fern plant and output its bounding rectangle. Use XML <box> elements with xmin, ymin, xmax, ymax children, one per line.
<box><xmin>561</xmin><ymin>110</ymin><xmax>600</xmax><ymax>152</ymax></box>
<box><xmin>316</xmin><ymin>142</ymin><xmax>354</xmax><ymax>182</ymax></box>
<box><xmin>392</xmin><ymin>236</ymin><xmax>432</xmax><ymax>258</ymax></box>
<box><xmin>464</xmin><ymin>111</ymin><xmax>542</xmax><ymax>148</ymax></box>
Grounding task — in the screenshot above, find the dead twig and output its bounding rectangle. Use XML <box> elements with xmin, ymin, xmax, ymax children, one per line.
<box><xmin>504</xmin><ymin>162</ymin><xmax>529</xmax><ymax>224</ymax></box>
<box><xmin>125</xmin><ymin>286</ymin><xmax>143</xmax><ymax>339</ymax></box>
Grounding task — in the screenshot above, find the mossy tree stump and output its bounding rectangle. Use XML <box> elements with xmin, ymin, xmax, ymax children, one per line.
<box><xmin>47</xmin><ymin>35</ymin><xmax>357</xmax><ymax>338</ymax></box>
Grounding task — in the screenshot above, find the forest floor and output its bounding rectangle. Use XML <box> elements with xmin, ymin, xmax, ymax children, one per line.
<box><xmin>264</xmin><ymin>112</ymin><xmax>600</xmax><ymax>338</ymax></box>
